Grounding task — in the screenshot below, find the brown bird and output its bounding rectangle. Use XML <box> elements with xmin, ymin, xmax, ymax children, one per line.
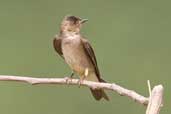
<box><xmin>53</xmin><ymin>15</ymin><xmax>109</xmax><ymax>101</ymax></box>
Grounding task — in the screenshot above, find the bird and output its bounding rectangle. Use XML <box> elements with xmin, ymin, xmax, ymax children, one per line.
<box><xmin>53</xmin><ymin>15</ymin><xmax>109</xmax><ymax>101</ymax></box>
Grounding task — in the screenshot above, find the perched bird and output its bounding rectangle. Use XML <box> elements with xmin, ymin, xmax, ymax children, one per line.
<box><xmin>53</xmin><ymin>15</ymin><xmax>109</xmax><ymax>101</ymax></box>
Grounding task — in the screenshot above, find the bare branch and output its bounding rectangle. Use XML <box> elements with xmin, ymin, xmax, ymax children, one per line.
<box><xmin>146</xmin><ymin>85</ymin><xmax>164</xmax><ymax>114</ymax></box>
<box><xmin>0</xmin><ymin>75</ymin><xmax>148</xmax><ymax>105</ymax></box>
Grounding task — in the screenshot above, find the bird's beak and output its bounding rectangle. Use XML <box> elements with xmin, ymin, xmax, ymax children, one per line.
<box><xmin>81</xmin><ymin>19</ymin><xmax>88</xmax><ymax>24</ymax></box>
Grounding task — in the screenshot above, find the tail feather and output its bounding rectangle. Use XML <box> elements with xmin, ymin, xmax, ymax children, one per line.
<box><xmin>85</xmin><ymin>73</ymin><xmax>109</xmax><ymax>101</ymax></box>
<box><xmin>90</xmin><ymin>89</ymin><xmax>109</xmax><ymax>101</ymax></box>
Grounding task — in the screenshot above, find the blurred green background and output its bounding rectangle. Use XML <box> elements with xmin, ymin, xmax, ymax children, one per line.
<box><xmin>0</xmin><ymin>0</ymin><xmax>170</xmax><ymax>114</ymax></box>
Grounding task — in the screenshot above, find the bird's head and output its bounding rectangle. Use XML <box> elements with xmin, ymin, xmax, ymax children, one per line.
<box><xmin>60</xmin><ymin>15</ymin><xmax>88</xmax><ymax>34</ymax></box>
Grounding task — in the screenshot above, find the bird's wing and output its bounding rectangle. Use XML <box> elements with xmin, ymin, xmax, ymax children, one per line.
<box><xmin>81</xmin><ymin>38</ymin><xmax>101</xmax><ymax>81</ymax></box>
<box><xmin>53</xmin><ymin>35</ymin><xmax>63</xmax><ymax>58</ymax></box>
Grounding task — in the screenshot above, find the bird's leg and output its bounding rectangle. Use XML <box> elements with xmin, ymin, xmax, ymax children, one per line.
<box><xmin>70</xmin><ymin>71</ymin><xmax>74</xmax><ymax>78</ymax></box>
<box><xmin>66</xmin><ymin>71</ymin><xmax>74</xmax><ymax>84</ymax></box>
<box><xmin>78</xmin><ymin>76</ymin><xmax>85</xmax><ymax>88</ymax></box>
<box><xmin>78</xmin><ymin>68</ymin><xmax>89</xmax><ymax>87</ymax></box>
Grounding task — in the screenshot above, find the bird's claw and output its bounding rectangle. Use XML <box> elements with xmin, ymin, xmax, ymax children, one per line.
<box><xmin>77</xmin><ymin>68</ymin><xmax>89</xmax><ymax>88</ymax></box>
<box><xmin>77</xmin><ymin>79</ymin><xmax>83</xmax><ymax>88</ymax></box>
<box><xmin>65</xmin><ymin>77</ymin><xmax>73</xmax><ymax>85</ymax></box>
<box><xmin>65</xmin><ymin>71</ymin><xmax>74</xmax><ymax>85</ymax></box>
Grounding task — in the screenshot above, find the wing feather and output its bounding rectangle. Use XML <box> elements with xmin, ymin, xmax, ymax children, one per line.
<box><xmin>53</xmin><ymin>35</ymin><xmax>63</xmax><ymax>58</ymax></box>
<box><xmin>81</xmin><ymin>39</ymin><xmax>101</xmax><ymax>81</ymax></box>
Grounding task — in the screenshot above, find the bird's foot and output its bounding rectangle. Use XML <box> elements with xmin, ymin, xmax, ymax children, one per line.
<box><xmin>65</xmin><ymin>77</ymin><xmax>73</xmax><ymax>85</ymax></box>
<box><xmin>65</xmin><ymin>77</ymin><xmax>72</xmax><ymax>85</ymax></box>
<box><xmin>65</xmin><ymin>71</ymin><xmax>74</xmax><ymax>85</ymax></box>
<box><xmin>77</xmin><ymin>68</ymin><xmax>89</xmax><ymax>88</ymax></box>
<box><xmin>77</xmin><ymin>78</ymin><xmax>84</xmax><ymax>88</ymax></box>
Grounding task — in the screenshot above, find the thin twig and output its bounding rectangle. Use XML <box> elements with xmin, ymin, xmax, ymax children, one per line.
<box><xmin>0</xmin><ymin>75</ymin><xmax>148</xmax><ymax>105</ymax></box>
<box><xmin>147</xmin><ymin>80</ymin><xmax>152</xmax><ymax>96</ymax></box>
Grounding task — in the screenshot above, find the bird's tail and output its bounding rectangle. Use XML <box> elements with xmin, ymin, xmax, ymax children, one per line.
<box><xmin>90</xmin><ymin>88</ymin><xmax>109</xmax><ymax>101</ymax></box>
<box><xmin>85</xmin><ymin>73</ymin><xmax>109</xmax><ymax>101</ymax></box>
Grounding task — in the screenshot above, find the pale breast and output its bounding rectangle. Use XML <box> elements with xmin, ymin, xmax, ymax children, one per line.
<box><xmin>62</xmin><ymin>36</ymin><xmax>93</xmax><ymax>74</ymax></box>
